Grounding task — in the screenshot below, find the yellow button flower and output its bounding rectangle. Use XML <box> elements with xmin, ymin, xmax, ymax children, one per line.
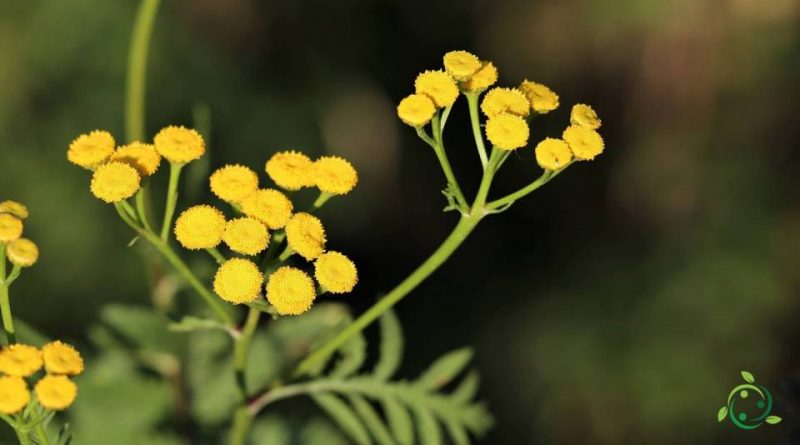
<box><xmin>266</xmin><ymin>266</ymin><xmax>316</xmax><ymax>316</ymax></box>
<box><xmin>7</xmin><ymin>238</ymin><xmax>38</xmax><ymax>267</ymax></box>
<box><xmin>313</xmin><ymin>156</ymin><xmax>358</xmax><ymax>195</ymax></box>
<box><xmin>563</xmin><ymin>125</ymin><xmax>605</xmax><ymax>160</ymax></box>
<box><xmin>519</xmin><ymin>80</ymin><xmax>559</xmax><ymax>114</ymax></box>
<box><xmin>443</xmin><ymin>50</ymin><xmax>481</xmax><ymax>81</ymax></box>
<box><xmin>213</xmin><ymin>258</ymin><xmax>263</xmax><ymax>304</ymax></box>
<box><xmin>241</xmin><ymin>189</ymin><xmax>294</xmax><ymax>229</ymax></box>
<box><xmin>485</xmin><ymin>113</ymin><xmax>530</xmax><ymax>151</ymax></box>
<box><xmin>0</xmin><ymin>214</ymin><xmax>23</xmax><ymax>242</ymax></box>
<box><xmin>174</xmin><ymin>205</ymin><xmax>226</xmax><ymax>250</ymax></box>
<box><xmin>415</xmin><ymin>70</ymin><xmax>459</xmax><ymax>108</ymax></box>
<box><xmin>154</xmin><ymin>126</ymin><xmax>205</xmax><ymax>164</ymax></box>
<box><xmin>67</xmin><ymin>130</ymin><xmax>115</xmax><ymax>169</ymax></box>
<box><xmin>90</xmin><ymin>162</ymin><xmax>142</xmax><ymax>203</ymax></box>
<box><xmin>0</xmin><ymin>376</ymin><xmax>29</xmax><ymax>414</ymax></box>
<box><xmin>570</xmin><ymin>104</ymin><xmax>601</xmax><ymax>130</ymax></box>
<box><xmin>0</xmin><ymin>201</ymin><xmax>28</xmax><ymax>220</ymax></box>
<box><xmin>42</xmin><ymin>341</ymin><xmax>83</xmax><ymax>376</ymax></box>
<box><xmin>314</xmin><ymin>251</ymin><xmax>357</xmax><ymax>294</ymax></box>
<box><xmin>210</xmin><ymin>164</ymin><xmax>259</xmax><ymax>203</ymax></box>
<box><xmin>0</xmin><ymin>344</ymin><xmax>42</xmax><ymax>377</ymax></box>
<box><xmin>223</xmin><ymin>217</ymin><xmax>269</xmax><ymax>256</ymax></box>
<box><xmin>35</xmin><ymin>375</ymin><xmax>77</xmax><ymax>411</ymax></box>
<box><xmin>265</xmin><ymin>151</ymin><xmax>315</xmax><ymax>191</ymax></box>
<box><xmin>110</xmin><ymin>141</ymin><xmax>162</xmax><ymax>176</ymax></box>
<box><xmin>535</xmin><ymin>138</ymin><xmax>573</xmax><ymax>171</ymax></box>
<box><xmin>461</xmin><ymin>61</ymin><xmax>498</xmax><ymax>92</ymax></box>
<box><xmin>397</xmin><ymin>94</ymin><xmax>436</xmax><ymax>127</ymax></box>
<box><xmin>285</xmin><ymin>213</ymin><xmax>326</xmax><ymax>260</ymax></box>
<box><xmin>480</xmin><ymin>87</ymin><xmax>530</xmax><ymax>118</ymax></box>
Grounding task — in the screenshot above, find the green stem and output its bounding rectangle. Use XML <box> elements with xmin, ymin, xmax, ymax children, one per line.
<box><xmin>206</xmin><ymin>247</ymin><xmax>226</xmax><ymax>265</ymax></box>
<box><xmin>160</xmin><ymin>162</ymin><xmax>183</xmax><ymax>241</ymax></box>
<box><xmin>465</xmin><ymin>92</ymin><xmax>488</xmax><ymax>169</ymax></box>
<box><xmin>312</xmin><ymin>192</ymin><xmax>332</xmax><ymax>209</ymax></box>
<box><xmin>135</xmin><ymin>188</ymin><xmax>154</xmax><ymax>232</ymax></box>
<box><xmin>486</xmin><ymin>168</ymin><xmax>565</xmax><ymax>211</ymax></box>
<box><xmin>33</xmin><ymin>424</ymin><xmax>50</xmax><ymax>445</ymax></box>
<box><xmin>233</xmin><ymin>308</ymin><xmax>261</xmax><ymax>398</ymax></box>
<box><xmin>125</xmin><ymin>0</ymin><xmax>161</xmax><ymax>142</ymax></box>
<box><xmin>15</xmin><ymin>429</ymin><xmax>31</xmax><ymax>445</ymax></box>
<box><xmin>431</xmin><ymin>113</ymin><xmax>469</xmax><ymax>211</ymax></box>
<box><xmin>228</xmin><ymin>406</ymin><xmax>253</xmax><ymax>445</ymax></box>
<box><xmin>0</xmin><ymin>245</ymin><xmax>16</xmax><ymax>344</ymax></box>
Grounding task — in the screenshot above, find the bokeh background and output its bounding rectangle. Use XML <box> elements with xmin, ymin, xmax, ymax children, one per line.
<box><xmin>1</xmin><ymin>0</ymin><xmax>800</xmax><ymax>443</ymax></box>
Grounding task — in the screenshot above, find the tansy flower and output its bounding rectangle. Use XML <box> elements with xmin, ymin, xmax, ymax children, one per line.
<box><xmin>154</xmin><ymin>126</ymin><xmax>205</xmax><ymax>164</ymax></box>
<box><xmin>535</xmin><ymin>138</ymin><xmax>573</xmax><ymax>171</ymax></box>
<box><xmin>90</xmin><ymin>162</ymin><xmax>141</xmax><ymax>203</ymax></box>
<box><xmin>480</xmin><ymin>87</ymin><xmax>530</xmax><ymax>118</ymax></box>
<box><xmin>285</xmin><ymin>213</ymin><xmax>326</xmax><ymax>260</ymax></box>
<box><xmin>314</xmin><ymin>251</ymin><xmax>357</xmax><ymax>294</ymax></box>
<box><xmin>485</xmin><ymin>113</ymin><xmax>530</xmax><ymax>150</ymax></box>
<box><xmin>313</xmin><ymin>156</ymin><xmax>357</xmax><ymax>195</ymax></box>
<box><xmin>397</xmin><ymin>94</ymin><xmax>436</xmax><ymax>127</ymax></box>
<box><xmin>0</xmin><ymin>344</ymin><xmax>42</xmax><ymax>377</ymax></box>
<box><xmin>7</xmin><ymin>238</ymin><xmax>38</xmax><ymax>267</ymax></box>
<box><xmin>443</xmin><ymin>50</ymin><xmax>481</xmax><ymax>81</ymax></box>
<box><xmin>110</xmin><ymin>141</ymin><xmax>162</xmax><ymax>176</ymax></box>
<box><xmin>67</xmin><ymin>130</ymin><xmax>115</xmax><ymax>169</ymax></box>
<box><xmin>563</xmin><ymin>125</ymin><xmax>605</xmax><ymax>160</ymax></box>
<box><xmin>461</xmin><ymin>61</ymin><xmax>498</xmax><ymax>92</ymax></box>
<box><xmin>0</xmin><ymin>214</ymin><xmax>23</xmax><ymax>242</ymax></box>
<box><xmin>519</xmin><ymin>80</ymin><xmax>559</xmax><ymax>114</ymax></box>
<box><xmin>241</xmin><ymin>189</ymin><xmax>293</xmax><ymax>229</ymax></box>
<box><xmin>415</xmin><ymin>70</ymin><xmax>459</xmax><ymax>108</ymax></box>
<box><xmin>0</xmin><ymin>376</ymin><xmax>29</xmax><ymax>414</ymax></box>
<box><xmin>213</xmin><ymin>258</ymin><xmax>263</xmax><ymax>304</ymax></box>
<box><xmin>210</xmin><ymin>165</ymin><xmax>259</xmax><ymax>203</ymax></box>
<box><xmin>223</xmin><ymin>217</ymin><xmax>269</xmax><ymax>256</ymax></box>
<box><xmin>265</xmin><ymin>151</ymin><xmax>315</xmax><ymax>191</ymax></box>
<box><xmin>266</xmin><ymin>266</ymin><xmax>316</xmax><ymax>316</ymax></box>
<box><xmin>174</xmin><ymin>205</ymin><xmax>226</xmax><ymax>250</ymax></box>
<box><xmin>571</xmin><ymin>104</ymin><xmax>601</xmax><ymax>130</ymax></box>
<box><xmin>35</xmin><ymin>375</ymin><xmax>77</xmax><ymax>411</ymax></box>
<box><xmin>42</xmin><ymin>341</ymin><xmax>83</xmax><ymax>376</ymax></box>
<box><xmin>0</xmin><ymin>201</ymin><xmax>28</xmax><ymax>220</ymax></box>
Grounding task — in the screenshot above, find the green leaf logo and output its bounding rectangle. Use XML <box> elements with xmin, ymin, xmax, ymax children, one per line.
<box><xmin>766</xmin><ymin>416</ymin><xmax>782</xmax><ymax>425</ymax></box>
<box><xmin>741</xmin><ymin>371</ymin><xmax>755</xmax><ymax>383</ymax></box>
<box><xmin>719</xmin><ymin>371</ymin><xmax>779</xmax><ymax>430</ymax></box>
<box><xmin>717</xmin><ymin>406</ymin><xmax>728</xmax><ymax>422</ymax></box>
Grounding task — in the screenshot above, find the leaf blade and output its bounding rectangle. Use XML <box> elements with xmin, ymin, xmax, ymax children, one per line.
<box><xmin>417</xmin><ymin>348</ymin><xmax>473</xmax><ymax>391</ymax></box>
<box><xmin>373</xmin><ymin>310</ymin><xmax>404</xmax><ymax>380</ymax></box>
<box><xmin>717</xmin><ymin>406</ymin><xmax>728</xmax><ymax>422</ymax></box>
<box><xmin>349</xmin><ymin>395</ymin><xmax>397</xmax><ymax>445</ymax></box>
<box><xmin>383</xmin><ymin>395</ymin><xmax>414</xmax><ymax>445</ymax></box>
<box><xmin>741</xmin><ymin>371</ymin><xmax>755</xmax><ymax>383</ymax></box>
<box><xmin>311</xmin><ymin>393</ymin><xmax>371</xmax><ymax>445</ymax></box>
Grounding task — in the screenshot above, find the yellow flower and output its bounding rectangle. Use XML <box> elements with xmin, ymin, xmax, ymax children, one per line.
<box><xmin>313</xmin><ymin>156</ymin><xmax>357</xmax><ymax>195</ymax></box>
<box><xmin>443</xmin><ymin>50</ymin><xmax>481</xmax><ymax>81</ymax></box>
<box><xmin>485</xmin><ymin>113</ymin><xmax>530</xmax><ymax>150</ymax></box>
<box><xmin>110</xmin><ymin>142</ymin><xmax>162</xmax><ymax>176</ymax></box>
<box><xmin>0</xmin><ymin>344</ymin><xmax>42</xmax><ymax>377</ymax></box>
<box><xmin>67</xmin><ymin>130</ymin><xmax>115</xmax><ymax>169</ymax></box>
<box><xmin>210</xmin><ymin>165</ymin><xmax>259</xmax><ymax>203</ymax></box>
<box><xmin>480</xmin><ymin>87</ymin><xmax>530</xmax><ymax>118</ymax></box>
<box><xmin>7</xmin><ymin>238</ymin><xmax>38</xmax><ymax>267</ymax></box>
<box><xmin>265</xmin><ymin>151</ymin><xmax>315</xmax><ymax>191</ymax></box>
<box><xmin>415</xmin><ymin>70</ymin><xmax>459</xmax><ymax>108</ymax></box>
<box><xmin>0</xmin><ymin>214</ymin><xmax>23</xmax><ymax>243</ymax></box>
<box><xmin>42</xmin><ymin>341</ymin><xmax>83</xmax><ymax>376</ymax></box>
<box><xmin>90</xmin><ymin>162</ymin><xmax>141</xmax><ymax>203</ymax></box>
<box><xmin>223</xmin><ymin>217</ymin><xmax>269</xmax><ymax>256</ymax></box>
<box><xmin>0</xmin><ymin>201</ymin><xmax>28</xmax><ymax>220</ymax></box>
<box><xmin>174</xmin><ymin>205</ymin><xmax>226</xmax><ymax>250</ymax></box>
<box><xmin>0</xmin><ymin>376</ymin><xmax>29</xmax><ymax>414</ymax></box>
<box><xmin>397</xmin><ymin>94</ymin><xmax>436</xmax><ymax>127</ymax></box>
<box><xmin>35</xmin><ymin>375</ymin><xmax>77</xmax><ymax>411</ymax></box>
<box><xmin>213</xmin><ymin>258</ymin><xmax>263</xmax><ymax>304</ymax></box>
<box><xmin>285</xmin><ymin>213</ymin><xmax>326</xmax><ymax>260</ymax></box>
<box><xmin>571</xmin><ymin>104</ymin><xmax>601</xmax><ymax>130</ymax></box>
<box><xmin>314</xmin><ymin>251</ymin><xmax>357</xmax><ymax>294</ymax></box>
<box><xmin>461</xmin><ymin>61</ymin><xmax>498</xmax><ymax>92</ymax></box>
<box><xmin>241</xmin><ymin>189</ymin><xmax>294</xmax><ymax>229</ymax></box>
<box><xmin>535</xmin><ymin>138</ymin><xmax>573</xmax><ymax>171</ymax></box>
<box><xmin>266</xmin><ymin>266</ymin><xmax>316</xmax><ymax>315</ymax></box>
<box><xmin>563</xmin><ymin>125</ymin><xmax>605</xmax><ymax>160</ymax></box>
<box><xmin>154</xmin><ymin>126</ymin><xmax>205</xmax><ymax>164</ymax></box>
<box><xmin>519</xmin><ymin>80</ymin><xmax>559</xmax><ymax>114</ymax></box>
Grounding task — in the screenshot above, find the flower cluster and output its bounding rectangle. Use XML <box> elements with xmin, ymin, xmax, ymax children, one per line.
<box><xmin>0</xmin><ymin>201</ymin><xmax>38</xmax><ymax>268</ymax></box>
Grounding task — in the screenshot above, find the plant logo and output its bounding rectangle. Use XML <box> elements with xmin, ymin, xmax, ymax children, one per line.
<box><xmin>717</xmin><ymin>371</ymin><xmax>781</xmax><ymax>429</ymax></box>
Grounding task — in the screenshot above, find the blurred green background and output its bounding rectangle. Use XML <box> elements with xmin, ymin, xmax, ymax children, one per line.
<box><xmin>2</xmin><ymin>0</ymin><xmax>800</xmax><ymax>443</ymax></box>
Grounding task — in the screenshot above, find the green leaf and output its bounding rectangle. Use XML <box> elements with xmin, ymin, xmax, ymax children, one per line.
<box><xmin>100</xmin><ymin>304</ymin><xmax>181</xmax><ymax>354</ymax></box>
<box><xmin>741</xmin><ymin>371</ymin><xmax>755</xmax><ymax>383</ymax></box>
<box><xmin>383</xmin><ymin>395</ymin><xmax>414</xmax><ymax>445</ymax></box>
<box><xmin>444</xmin><ymin>419</ymin><xmax>470</xmax><ymax>445</ymax></box>
<box><xmin>416</xmin><ymin>348</ymin><xmax>473</xmax><ymax>391</ymax></box>
<box><xmin>766</xmin><ymin>415</ymin><xmax>782</xmax><ymax>424</ymax></box>
<box><xmin>329</xmin><ymin>331</ymin><xmax>367</xmax><ymax>379</ymax></box>
<box><xmin>413</xmin><ymin>403</ymin><xmax>442</xmax><ymax>445</ymax></box>
<box><xmin>373</xmin><ymin>310</ymin><xmax>403</xmax><ymax>380</ymax></box>
<box><xmin>311</xmin><ymin>393</ymin><xmax>371</xmax><ymax>445</ymax></box>
<box><xmin>451</xmin><ymin>371</ymin><xmax>480</xmax><ymax>403</ymax></box>
<box><xmin>717</xmin><ymin>406</ymin><xmax>728</xmax><ymax>422</ymax></box>
<box><xmin>349</xmin><ymin>395</ymin><xmax>397</xmax><ymax>445</ymax></box>
<box><xmin>54</xmin><ymin>423</ymin><xmax>72</xmax><ymax>445</ymax></box>
<box><xmin>168</xmin><ymin>316</ymin><xmax>229</xmax><ymax>334</ymax></box>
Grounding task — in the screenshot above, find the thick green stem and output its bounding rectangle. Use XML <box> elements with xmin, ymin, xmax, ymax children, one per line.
<box><xmin>125</xmin><ymin>0</ymin><xmax>161</xmax><ymax>142</ymax></box>
<box><xmin>0</xmin><ymin>245</ymin><xmax>16</xmax><ymax>344</ymax></box>
<box><xmin>465</xmin><ymin>92</ymin><xmax>489</xmax><ymax>169</ymax></box>
<box><xmin>228</xmin><ymin>406</ymin><xmax>253</xmax><ymax>445</ymax></box>
<box><xmin>160</xmin><ymin>163</ymin><xmax>183</xmax><ymax>241</ymax></box>
<box><xmin>15</xmin><ymin>429</ymin><xmax>30</xmax><ymax>445</ymax></box>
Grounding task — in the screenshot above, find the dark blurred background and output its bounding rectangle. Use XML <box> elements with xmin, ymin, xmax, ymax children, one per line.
<box><xmin>1</xmin><ymin>0</ymin><xmax>800</xmax><ymax>443</ymax></box>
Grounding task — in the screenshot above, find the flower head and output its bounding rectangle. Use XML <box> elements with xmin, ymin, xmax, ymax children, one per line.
<box><xmin>213</xmin><ymin>258</ymin><xmax>263</xmax><ymax>304</ymax></box>
<box><xmin>67</xmin><ymin>130</ymin><xmax>115</xmax><ymax>169</ymax></box>
<box><xmin>266</xmin><ymin>266</ymin><xmax>316</xmax><ymax>315</ymax></box>
<box><xmin>110</xmin><ymin>142</ymin><xmax>162</xmax><ymax>176</ymax></box>
<box><xmin>265</xmin><ymin>151</ymin><xmax>315</xmax><ymax>191</ymax></box>
<box><xmin>480</xmin><ymin>87</ymin><xmax>530</xmax><ymax>118</ymax></box>
<box><xmin>0</xmin><ymin>214</ymin><xmax>23</xmax><ymax>243</ymax></box>
<box><xmin>0</xmin><ymin>344</ymin><xmax>42</xmax><ymax>377</ymax></box>
<box><xmin>7</xmin><ymin>238</ymin><xmax>38</xmax><ymax>267</ymax></box>
<box><xmin>42</xmin><ymin>341</ymin><xmax>83</xmax><ymax>376</ymax></box>
<box><xmin>313</xmin><ymin>156</ymin><xmax>358</xmax><ymax>195</ymax></box>
<box><xmin>535</xmin><ymin>138</ymin><xmax>573</xmax><ymax>171</ymax></box>
<box><xmin>485</xmin><ymin>113</ymin><xmax>530</xmax><ymax>150</ymax></box>
<box><xmin>570</xmin><ymin>104</ymin><xmax>601</xmax><ymax>130</ymax></box>
<box><xmin>0</xmin><ymin>201</ymin><xmax>28</xmax><ymax>220</ymax></box>
<box><xmin>210</xmin><ymin>165</ymin><xmax>259</xmax><ymax>203</ymax></box>
<box><xmin>285</xmin><ymin>213</ymin><xmax>326</xmax><ymax>260</ymax></box>
<box><xmin>174</xmin><ymin>205</ymin><xmax>226</xmax><ymax>249</ymax></box>
<box><xmin>443</xmin><ymin>50</ymin><xmax>482</xmax><ymax>81</ymax></box>
<box><xmin>223</xmin><ymin>217</ymin><xmax>269</xmax><ymax>256</ymax></box>
<box><xmin>563</xmin><ymin>125</ymin><xmax>605</xmax><ymax>160</ymax></box>
<box><xmin>90</xmin><ymin>162</ymin><xmax>141</xmax><ymax>203</ymax></box>
<box><xmin>0</xmin><ymin>376</ymin><xmax>29</xmax><ymax>414</ymax></box>
<box><xmin>314</xmin><ymin>251</ymin><xmax>357</xmax><ymax>294</ymax></box>
<box><xmin>415</xmin><ymin>70</ymin><xmax>459</xmax><ymax>108</ymax></box>
<box><xmin>397</xmin><ymin>94</ymin><xmax>436</xmax><ymax>127</ymax></box>
<box><xmin>154</xmin><ymin>126</ymin><xmax>205</xmax><ymax>164</ymax></box>
<box><xmin>241</xmin><ymin>189</ymin><xmax>294</xmax><ymax>229</ymax></box>
<box><xmin>461</xmin><ymin>61</ymin><xmax>498</xmax><ymax>92</ymax></box>
<box><xmin>35</xmin><ymin>375</ymin><xmax>77</xmax><ymax>411</ymax></box>
<box><xmin>519</xmin><ymin>80</ymin><xmax>559</xmax><ymax>114</ymax></box>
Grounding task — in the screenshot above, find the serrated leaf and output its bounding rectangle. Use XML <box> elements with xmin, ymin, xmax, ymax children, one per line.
<box><xmin>766</xmin><ymin>415</ymin><xmax>782</xmax><ymax>424</ymax></box>
<box><xmin>451</xmin><ymin>371</ymin><xmax>479</xmax><ymax>403</ymax></box>
<box><xmin>168</xmin><ymin>316</ymin><xmax>228</xmax><ymax>334</ymax></box>
<box><xmin>413</xmin><ymin>403</ymin><xmax>442</xmax><ymax>445</ymax></box>
<box><xmin>383</xmin><ymin>395</ymin><xmax>413</xmax><ymax>445</ymax></box>
<box><xmin>349</xmin><ymin>395</ymin><xmax>397</xmax><ymax>445</ymax></box>
<box><xmin>417</xmin><ymin>348</ymin><xmax>473</xmax><ymax>391</ymax></box>
<box><xmin>717</xmin><ymin>406</ymin><xmax>728</xmax><ymax>422</ymax></box>
<box><xmin>373</xmin><ymin>310</ymin><xmax>403</xmax><ymax>380</ymax></box>
<box><xmin>311</xmin><ymin>393</ymin><xmax>371</xmax><ymax>445</ymax></box>
<box><xmin>444</xmin><ymin>419</ymin><xmax>469</xmax><ymax>445</ymax></box>
<box><xmin>741</xmin><ymin>371</ymin><xmax>755</xmax><ymax>383</ymax></box>
<box><xmin>329</xmin><ymin>331</ymin><xmax>367</xmax><ymax>379</ymax></box>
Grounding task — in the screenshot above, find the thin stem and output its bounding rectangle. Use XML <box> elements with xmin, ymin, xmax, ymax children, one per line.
<box><xmin>33</xmin><ymin>423</ymin><xmax>50</xmax><ymax>445</ymax></box>
<box><xmin>0</xmin><ymin>245</ymin><xmax>16</xmax><ymax>344</ymax></box>
<box><xmin>234</xmin><ymin>308</ymin><xmax>261</xmax><ymax>398</ymax></box>
<box><xmin>486</xmin><ymin>168</ymin><xmax>564</xmax><ymax>211</ymax></box>
<box><xmin>465</xmin><ymin>92</ymin><xmax>489</xmax><ymax>169</ymax></box>
<box><xmin>440</xmin><ymin>104</ymin><xmax>453</xmax><ymax>129</ymax></box>
<box><xmin>135</xmin><ymin>189</ymin><xmax>154</xmax><ymax>232</ymax></box>
<box><xmin>312</xmin><ymin>192</ymin><xmax>332</xmax><ymax>209</ymax></box>
<box><xmin>160</xmin><ymin>162</ymin><xmax>183</xmax><ymax>241</ymax></box>
<box><xmin>278</xmin><ymin>246</ymin><xmax>294</xmax><ymax>262</ymax></box>
<box><xmin>125</xmin><ymin>0</ymin><xmax>162</xmax><ymax>142</ymax></box>
<box><xmin>206</xmin><ymin>248</ymin><xmax>226</xmax><ymax>265</ymax></box>
<box><xmin>431</xmin><ymin>113</ymin><xmax>469</xmax><ymax>211</ymax></box>
<box><xmin>415</xmin><ymin>127</ymin><xmax>437</xmax><ymax>148</ymax></box>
